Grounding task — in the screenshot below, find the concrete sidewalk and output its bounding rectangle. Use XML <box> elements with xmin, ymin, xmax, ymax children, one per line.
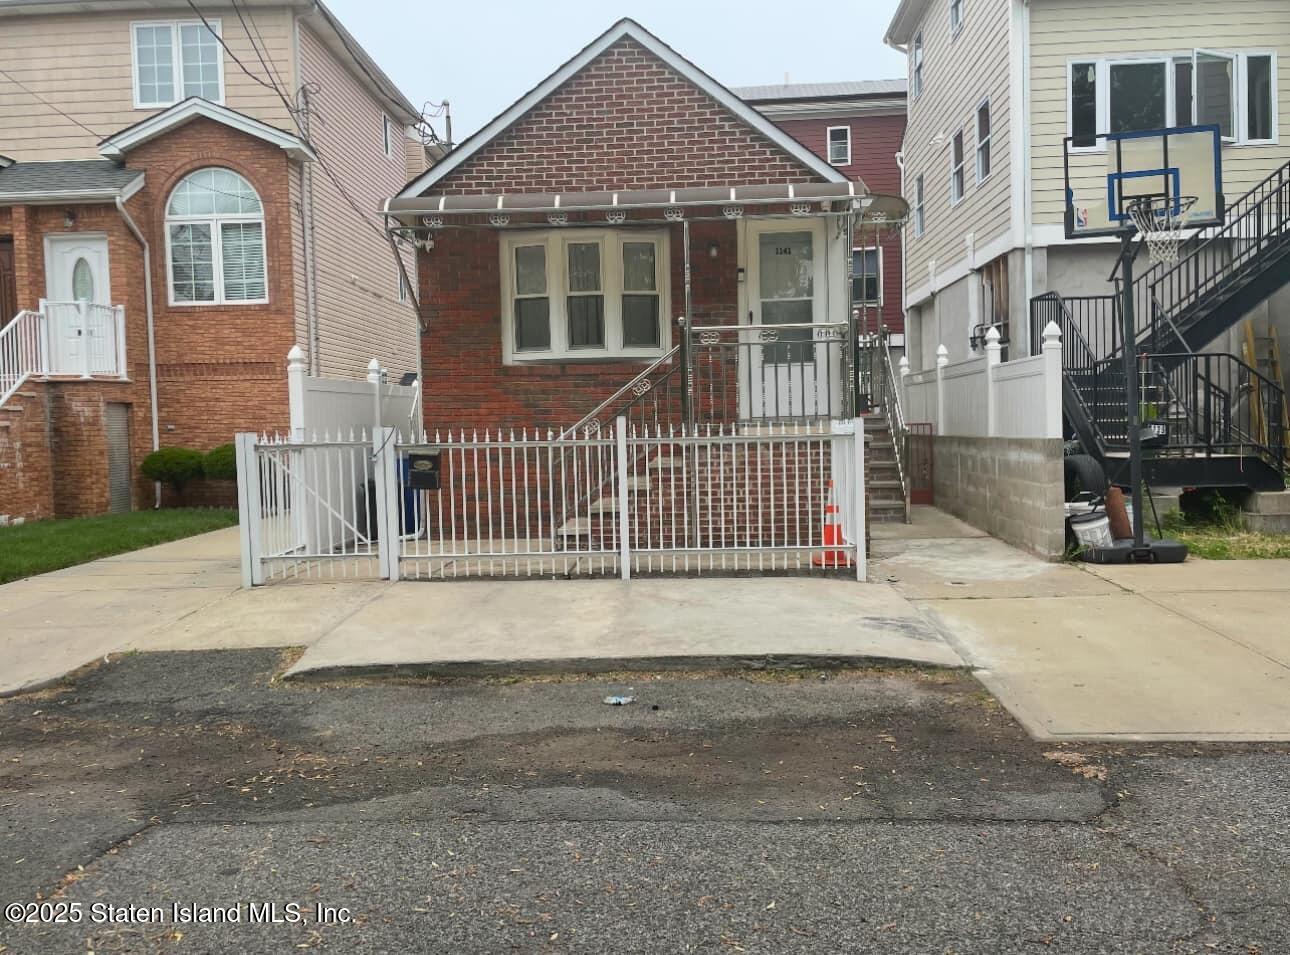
<box><xmin>875</xmin><ymin>511</ymin><xmax>1290</xmax><ymax>741</ymax></box>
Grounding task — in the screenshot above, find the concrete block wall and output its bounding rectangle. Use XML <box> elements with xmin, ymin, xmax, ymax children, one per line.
<box><xmin>932</xmin><ymin>436</ymin><xmax>1066</xmax><ymax>558</ymax></box>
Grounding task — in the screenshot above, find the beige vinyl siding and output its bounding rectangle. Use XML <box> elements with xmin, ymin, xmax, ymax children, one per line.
<box><xmin>298</xmin><ymin>23</ymin><xmax>419</xmax><ymax>380</ymax></box>
<box><xmin>1030</xmin><ymin>0</ymin><xmax>1290</xmax><ymax>227</ymax></box>
<box><xmin>903</xmin><ymin>0</ymin><xmax>1014</xmax><ymax>299</ymax></box>
<box><xmin>403</xmin><ymin>137</ymin><xmax>430</xmax><ymax>184</ymax></box>
<box><xmin>0</xmin><ymin>7</ymin><xmax>296</xmax><ymax>161</ymax></box>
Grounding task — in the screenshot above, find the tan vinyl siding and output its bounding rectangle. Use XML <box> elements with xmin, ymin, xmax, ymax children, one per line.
<box><xmin>903</xmin><ymin>0</ymin><xmax>1014</xmax><ymax>299</ymax></box>
<box><xmin>404</xmin><ymin>137</ymin><xmax>430</xmax><ymax>184</ymax></box>
<box><xmin>298</xmin><ymin>22</ymin><xmax>419</xmax><ymax>380</ymax></box>
<box><xmin>1030</xmin><ymin>0</ymin><xmax>1290</xmax><ymax>227</ymax></box>
<box><xmin>0</xmin><ymin>7</ymin><xmax>296</xmax><ymax>161</ymax></box>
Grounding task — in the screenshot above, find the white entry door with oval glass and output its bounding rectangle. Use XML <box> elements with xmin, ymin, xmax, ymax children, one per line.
<box><xmin>741</xmin><ymin>220</ymin><xmax>836</xmax><ymax>420</ymax></box>
<box><xmin>44</xmin><ymin>234</ymin><xmax>118</xmax><ymax>377</ymax></box>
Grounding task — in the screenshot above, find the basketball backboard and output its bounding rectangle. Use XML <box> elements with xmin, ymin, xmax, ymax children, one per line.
<box><xmin>1063</xmin><ymin>125</ymin><xmax>1224</xmax><ymax>239</ymax></box>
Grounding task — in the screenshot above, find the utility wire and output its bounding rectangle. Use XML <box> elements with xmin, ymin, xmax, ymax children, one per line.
<box><xmin>0</xmin><ymin>68</ymin><xmax>105</xmax><ymax>140</ymax></box>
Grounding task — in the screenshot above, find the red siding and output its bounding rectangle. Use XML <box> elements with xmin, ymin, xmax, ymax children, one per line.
<box><xmin>772</xmin><ymin>113</ymin><xmax>907</xmax><ymax>335</ymax></box>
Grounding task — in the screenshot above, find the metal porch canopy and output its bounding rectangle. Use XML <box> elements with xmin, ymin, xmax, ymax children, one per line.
<box><xmin>384</xmin><ymin>183</ymin><xmax>908</xmax><ymax>229</ymax></box>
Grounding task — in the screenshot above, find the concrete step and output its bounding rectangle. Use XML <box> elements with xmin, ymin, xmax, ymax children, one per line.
<box><xmin>1244</xmin><ymin>490</ymin><xmax>1290</xmax><ymax>516</ymax></box>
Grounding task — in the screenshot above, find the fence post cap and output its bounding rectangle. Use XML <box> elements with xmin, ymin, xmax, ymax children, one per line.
<box><xmin>287</xmin><ymin>344</ymin><xmax>306</xmax><ymax>370</ymax></box>
<box><xmin>936</xmin><ymin>344</ymin><xmax>949</xmax><ymax>366</ymax></box>
<box><xmin>985</xmin><ymin>326</ymin><xmax>1001</xmax><ymax>346</ymax></box>
<box><xmin>898</xmin><ymin>355</ymin><xmax>910</xmax><ymax>373</ymax></box>
<box><xmin>1042</xmin><ymin>321</ymin><xmax>1062</xmax><ymax>347</ymax></box>
<box><xmin>366</xmin><ymin>358</ymin><xmax>383</xmax><ymax>382</ymax></box>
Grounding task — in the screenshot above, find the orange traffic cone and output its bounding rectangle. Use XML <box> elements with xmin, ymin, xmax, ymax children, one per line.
<box><xmin>812</xmin><ymin>480</ymin><xmax>851</xmax><ymax>568</ymax></box>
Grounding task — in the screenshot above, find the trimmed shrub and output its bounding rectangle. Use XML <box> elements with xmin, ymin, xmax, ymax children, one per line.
<box><xmin>141</xmin><ymin>447</ymin><xmax>205</xmax><ymax>493</ymax></box>
<box><xmin>204</xmin><ymin>443</ymin><xmax>237</xmax><ymax>482</ymax></box>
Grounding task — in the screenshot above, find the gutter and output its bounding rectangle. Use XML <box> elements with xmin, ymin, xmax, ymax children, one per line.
<box><xmin>115</xmin><ymin>196</ymin><xmax>162</xmax><ymax>508</ymax></box>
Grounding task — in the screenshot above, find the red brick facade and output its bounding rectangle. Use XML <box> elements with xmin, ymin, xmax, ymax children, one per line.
<box><xmin>434</xmin><ymin>38</ymin><xmax>828</xmax><ymax>196</ymax></box>
<box><xmin>0</xmin><ymin>118</ymin><xmax>296</xmax><ymax>520</ymax></box>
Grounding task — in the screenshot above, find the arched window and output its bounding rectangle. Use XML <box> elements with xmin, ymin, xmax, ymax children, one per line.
<box><xmin>166</xmin><ymin>168</ymin><xmax>266</xmax><ymax>305</ymax></box>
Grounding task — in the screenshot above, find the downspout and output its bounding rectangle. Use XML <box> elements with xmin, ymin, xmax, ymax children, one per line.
<box><xmin>115</xmin><ymin>196</ymin><xmax>161</xmax><ymax>508</ymax></box>
<box><xmin>1020</xmin><ymin>0</ymin><xmax>1035</xmax><ymax>334</ymax></box>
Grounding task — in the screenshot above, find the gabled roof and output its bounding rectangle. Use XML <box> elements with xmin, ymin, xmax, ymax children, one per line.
<box><xmin>98</xmin><ymin>98</ymin><xmax>316</xmax><ymax>163</ymax></box>
<box><xmin>0</xmin><ymin>160</ymin><xmax>144</xmax><ymax>203</ymax></box>
<box><xmin>734</xmin><ymin>80</ymin><xmax>908</xmax><ymax>103</ymax></box>
<box><xmin>398</xmin><ymin>18</ymin><xmax>848</xmax><ymax>199</ymax></box>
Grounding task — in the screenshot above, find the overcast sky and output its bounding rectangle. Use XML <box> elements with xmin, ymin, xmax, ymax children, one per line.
<box><xmin>324</xmin><ymin>0</ymin><xmax>907</xmax><ymax>142</ymax></box>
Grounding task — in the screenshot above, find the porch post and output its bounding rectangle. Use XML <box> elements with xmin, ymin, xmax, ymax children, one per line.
<box><xmin>616</xmin><ymin>415</ymin><xmax>630</xmax><ymax>581</ymax></box>
<box><xmin>935</xmin><ymin>345</ymin><xmax>948</xmax><ymax>435</ymax></box>
<box><xmin>681</xmin><ymin>219</ymin><xmax>694</xmax><ymax>432</ymax></box>
<box><xmin>984</xmin><ymin>326</ymin><xmax>1002</xmax><ymax>437</ymax></box>
<box><xmin>37</xmin><ymin>299</ymin><xmax>49</xmax><ymax>375</ymax></box>
<box><xmin>113</xmin><ymin>306</ymin><xmax>127</xmax><ymax>379</ymax></box>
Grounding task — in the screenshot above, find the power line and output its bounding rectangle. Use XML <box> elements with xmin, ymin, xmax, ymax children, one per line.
<box><xmin>0</xmin><ymin>68</ymin><xmax>105</xmax><ymax>140</ymax></box>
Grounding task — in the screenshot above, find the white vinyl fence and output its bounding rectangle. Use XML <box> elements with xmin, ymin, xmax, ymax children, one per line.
<box><xmin>237</xmin><ymin>418</ymin><xmax>867</xmax><ymax>585</ymax></box>
<box><xmin>287</xmin><ymin>345</ymin><xmax>419</xmax><ymax>440</ymax></box>
<box><xmin>899</xmin><ymin>323</ymin><xmax>1063</xmax><ymax>439</ymax></box>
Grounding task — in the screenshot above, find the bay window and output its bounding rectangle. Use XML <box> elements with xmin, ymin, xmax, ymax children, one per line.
<box><xmin>502</xmin><ymin>230</ymin><xmax>668</xmax><ymax>361</ymax></box>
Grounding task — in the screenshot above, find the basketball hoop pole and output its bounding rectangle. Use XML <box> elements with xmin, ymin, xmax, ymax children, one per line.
<box><xmin>1117</xmin><ymin>233</ymin><xmax>1146</xmax><ymax>550</ymax></box>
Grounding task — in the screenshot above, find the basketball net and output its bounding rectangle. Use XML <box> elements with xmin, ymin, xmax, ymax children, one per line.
<box><xmin>1128</xmin><ymin>196</ymin><xmax>1198</xmax><ymax>265</ymax></box>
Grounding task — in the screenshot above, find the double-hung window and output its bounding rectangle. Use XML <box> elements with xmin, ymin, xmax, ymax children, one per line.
<box><xmin>976</xmin><ymin>99</ymin><xmax>992</xmax><ymax>182</ymax></box>
<box><xmin>950</xmin><ymin>130</ymin><xmax>966</xmax><ymax>205</ymax></box>
<box><xmin>851</xmin><ymin>248</ymin><xmax>881</xmax><ymax>304</ymax></box>
<box><xmin>503</xmin><ymin>231</ymin><xmax>668</xmax><ymax>361</ymax></box>
<box><xmin>911</xmin><ymin>33</ymin><xmax>925</xmax><ymax>99</ymax></box>
<box><xmin>1070</xmin><ymin>52</ymin><xmax>1278</xmax><ymax>149</ymax></box>
<box><xmin>166</xmin><ymin>168</ymin><xmax>267</xmax><ymax>305</ymax></box>
<box><xmin>912</xmin><ymin>175</ymin><xmax>926</xmax><ymax>237</ymax></box>
<box><xmin>132</xmin><ymin>20</ymin><xmax>223</xmax><ymax>108</ymax></box>
<box><xmin>827</xmin><ymin>126</ymin><xmax>851</xmax><ymax>166</ymax></box>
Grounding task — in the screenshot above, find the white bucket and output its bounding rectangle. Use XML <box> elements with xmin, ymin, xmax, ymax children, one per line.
<box><xmin>1070</xmin><ymin>513</ymin><xmax>1113</xmax><ymax>550</ymax></box>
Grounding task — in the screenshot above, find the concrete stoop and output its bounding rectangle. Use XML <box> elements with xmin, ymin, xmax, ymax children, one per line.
<box><xmin>1243</xmin><ymin>490</ymin><xmax>1290</xmax><ymax>534</ymax></box>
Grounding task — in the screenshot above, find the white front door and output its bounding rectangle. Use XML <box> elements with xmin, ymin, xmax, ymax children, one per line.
<box><xmin>741</xmin><ymin>220</ymin><xmax>833</xmax><ymax>420</ymax></box>
<box><xmin>45</xmin><ymin>234</ymin><xmax>111</xmax><ymax>375</ymax></box>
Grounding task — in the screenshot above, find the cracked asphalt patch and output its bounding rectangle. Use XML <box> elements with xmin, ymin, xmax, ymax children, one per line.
<box><xmin>0</xmin><ymin>649</ymin><xmax>1286</xmax><ymax>953</ymax></box>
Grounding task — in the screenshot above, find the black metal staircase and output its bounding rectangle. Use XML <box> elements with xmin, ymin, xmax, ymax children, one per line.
<box><xmin>1032</xmin><ymin>159</ymin><xmax>1290</xmax><ymax>491</ymax></box>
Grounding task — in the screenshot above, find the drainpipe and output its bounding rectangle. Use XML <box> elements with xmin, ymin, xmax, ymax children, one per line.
<box><xmin>115</xmin><ymin>196</ymin><xmax>161</xmax><ymax>508</ymax></box>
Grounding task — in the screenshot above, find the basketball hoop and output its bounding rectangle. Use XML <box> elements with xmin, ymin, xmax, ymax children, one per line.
<box><xmin>1128</xmin><ymin>196</ymin><xmax>1198</xmax><ymax>265</ymax></box>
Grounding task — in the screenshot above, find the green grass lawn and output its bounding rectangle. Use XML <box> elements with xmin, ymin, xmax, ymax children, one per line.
<box><xmin>0</xmin><ymin>509</ymin><xmax>238</xmax><ymax>584</ymax></box>
<box><xmin>1158</xmin><ymin>500</ymin><xmax>1290</xmax><ymax>560</ymax></box>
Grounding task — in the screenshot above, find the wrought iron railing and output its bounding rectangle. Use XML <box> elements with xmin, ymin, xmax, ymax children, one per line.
<box><xmin>871</xmin><ymin>334</ymin><xmax>910</xmax><ymax>521</ymax></box>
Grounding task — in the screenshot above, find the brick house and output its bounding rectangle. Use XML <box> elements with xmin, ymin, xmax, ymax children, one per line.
<box><xmin>0</xmin><ymin>0</ymin><xmax>427</xmax><ymax>522</ymax></box>
<box><xmin>387</xmin><ymin>19</ymin><xmax>905</xmax><ymax>436</ymax></box>
<box><xmin>735</xmin><ymin>80</ymin><xmax>908</xmax><ymax>352</ymax></box>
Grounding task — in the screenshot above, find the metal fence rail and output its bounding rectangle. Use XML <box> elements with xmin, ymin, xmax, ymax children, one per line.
<box><xmin>238</xmin><ymin>419</ymin><xmax>867</xmax><ymax>585</ymax></box>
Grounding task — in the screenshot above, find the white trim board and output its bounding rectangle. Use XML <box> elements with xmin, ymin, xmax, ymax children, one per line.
<box><xmin>99</xmin><ymin>98</ymin><xmax>316</xmax><ymax>163</ymax></box>
<box><xmin>396</xmin><ymin>18</ymin><xmax>851</xmax><ymax>198</ymax></box>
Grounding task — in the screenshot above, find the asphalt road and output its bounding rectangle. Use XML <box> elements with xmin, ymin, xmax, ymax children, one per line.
<box><xmin>0</xmin><ymin>650</ymin><xmax>1287</xmax><ymax>953</ymax></box>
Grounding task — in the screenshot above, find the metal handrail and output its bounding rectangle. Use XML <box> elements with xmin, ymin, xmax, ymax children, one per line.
<box><xmin>559</xmin><ymin>345</ymin><xmax>681</xmax><ymax>440</ymax></box>
<box><xmin>0</xmin><ymin>310</ymin><xmax>44</xmax><ymax>407</ymax></box>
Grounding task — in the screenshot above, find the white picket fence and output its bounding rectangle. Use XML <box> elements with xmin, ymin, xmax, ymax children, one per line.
<box><xmin>236</xmin><ymin>418</ymin><xmax>867</xmax><ymax>585</ymax></box>
<box><xmin>899</xmin><ymin>323</ymin><xmax>1063</xmax><ymax>438</ymax></box>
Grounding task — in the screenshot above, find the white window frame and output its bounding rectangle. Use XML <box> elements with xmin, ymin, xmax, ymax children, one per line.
<box><xmin>826</xmin><ymin>125</ymin><xmax>851</xmax><ymax>166</ymax></box>
<box><xmin>851</xmin><ymin>246</ymin><xmax>883</xmax><ymax>306</ymax></box>
<box><xmin>912</xmin><ymin>174</ymin><xmax>926</xmax><ymax>238</ymax></box>
<box><xmin>949</xmin><ymin>129</ymin><xmax>966</xmax><ymax>205</ymax></box>
<box><xmin>975</xmin><ymin>98</ymin><xmax>992</xmax><ymax>183</ymax></box>
<box><xmin>131</xmin><ymin>19</ymin><xmax>225</xmax><ymax>109</ymax></box>
<box><xmin>384</xmin><ymin>115</ymin><xmax>398</xmax><ymax>158</ymax></box>
<box><xmin>164</xmin><ymin>170</ymin><xmax>268</xmax><ymax>307</ymax></box>
<box><xmin>911</xmin><ymin>33</ymin><xmax>925</xmax><ymax>100</ymax></box>
<box><xmin>1193</xmin><ymin>49</ymin><xmax>1238</xmax><ymax>144</ymax></box>
<box><xmin>1067</xmin><ymin>51</ymin><xmax>1280</xmax><ymax>152</ymax></box>
<box><xmin>949</xmin><ymin>0</ymin><xmax>964</xmax><ymax>37</ymax></box>
<box><xmin>499</xmin><ymin>229</ymin><xmax>671</xmax><ymax>364</ymax></box>
<box><xmin>1238</xmin><ymin>50</ymin><xmax>1279</xmax><ymax>145</ymax></box>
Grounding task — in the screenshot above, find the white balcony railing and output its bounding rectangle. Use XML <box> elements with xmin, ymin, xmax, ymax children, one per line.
<box><xmin>0</xmin><ymin>300</ymin><xmax>127</xmax><ymax>407</ymax></box>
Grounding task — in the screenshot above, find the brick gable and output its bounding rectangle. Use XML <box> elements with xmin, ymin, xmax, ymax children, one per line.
<box><xmin>434</xmin><ymin>38</ymin><xmax>827</xmax><ymax>195</ymax></box>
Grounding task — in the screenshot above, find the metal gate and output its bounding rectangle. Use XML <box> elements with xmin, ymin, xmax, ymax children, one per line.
<box><xmin>237</xmin><ymin>419</ymin><xmax>867</xmax><ymax>585</ymax></box>
<box><xmin>907</xmin><ymin>422</ymin><xmax>934</xmax><ymax>505</ymax></box>
<box><xmin>105</xmin><ymin>402</ymin><xmax>132</xmax><ymax>514</ymax></box>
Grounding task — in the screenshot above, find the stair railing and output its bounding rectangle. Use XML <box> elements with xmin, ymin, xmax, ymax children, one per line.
<box><xmin>0</xmin><ymin>310</ymin><xmax>44</xmax><ymax>408</ymax></box>
<box><xmin>874</xmin><ymin>334</ymin><xmax>910</xmax><ymax>522</ymax></box>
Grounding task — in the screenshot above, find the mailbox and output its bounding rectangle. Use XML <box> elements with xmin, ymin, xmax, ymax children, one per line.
<box><xmin>407</xmin><ymin>449</ymin><xmax>441</xmax><ymax>491</ymax></box>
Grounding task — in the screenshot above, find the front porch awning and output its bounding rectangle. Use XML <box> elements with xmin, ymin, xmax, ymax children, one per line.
<box><xmin>384</xmin><ymin>183</ymin><xmax>908</xmax><ymax>233</ymax></box>
<box><xmin>0</xmin><ymin>160</ymin><xmax>144</xmax><ymax>205</ymax></box>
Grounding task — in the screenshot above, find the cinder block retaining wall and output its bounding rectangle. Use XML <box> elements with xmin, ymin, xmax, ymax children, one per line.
<box><xmin>932</xmin><ymin>436</ymin><xmax>1066</xmax><ymax>558</ymax></box>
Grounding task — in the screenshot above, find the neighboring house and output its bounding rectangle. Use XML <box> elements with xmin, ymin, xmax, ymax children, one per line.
<box><xmin>885</xmin><ymin>0</ymin><xmax>1289</xmax><ymax>371</ymax></box>
<box><xmin>735</xmin><ymin>80</ymin><xmax>908</xmax><ymax>352</ymax></box>
<box><xmin>0</xmin><ymin>0</ymin><xmax>427</xmax><ymax>521</ymax></box>
<box><xmin>386</xmin><ymin>19</ymin><xmax>904</xmax><ymax>436</ymax></box>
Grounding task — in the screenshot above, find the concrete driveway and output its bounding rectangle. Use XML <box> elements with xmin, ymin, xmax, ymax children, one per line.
<box><xmin>876</xmin><ymin>511</ymin><xmax>1290</xmax><ymax>741</ymax></box>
